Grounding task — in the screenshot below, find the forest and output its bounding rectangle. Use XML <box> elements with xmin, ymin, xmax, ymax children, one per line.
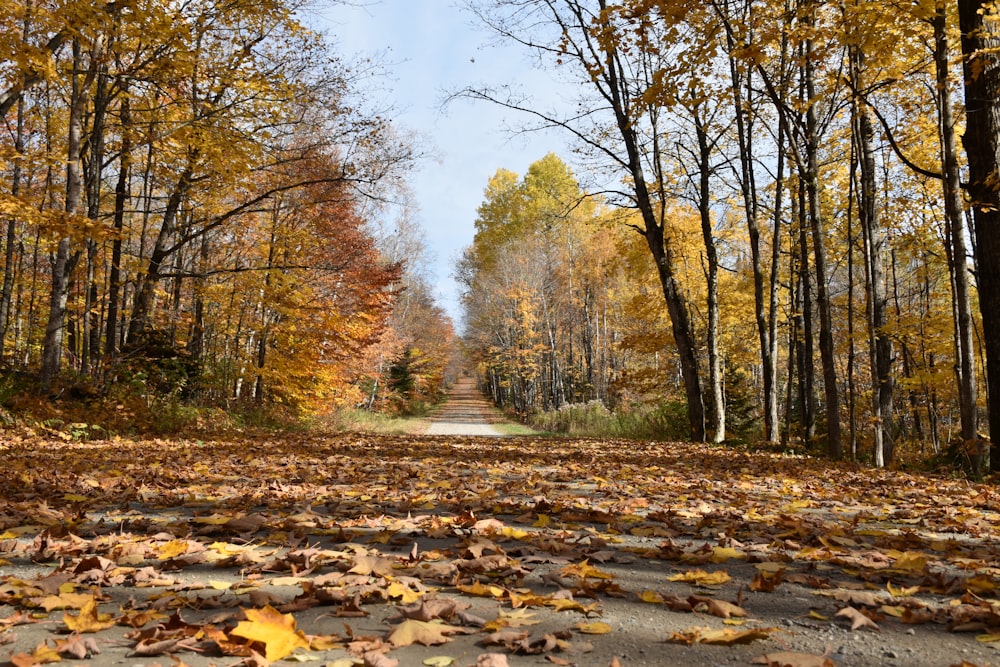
<box><xmin>3</xmin><ymin>0</ymin><xmax>1000</xmax><ymax>474</ymax></box>
<box><xmin>7</xmin><ymin>3</ymin><xmax>1000</xmax><ymax>666</ymax></box>
<box><xmin>458</xmin><ymin>0</ymin><xmax>1000</xmax><ymax>471</ymax></box>
<box><xmin>0</xmin><ymin>0</ymin><xmax>454</xmax><ymax>427</ymax></box>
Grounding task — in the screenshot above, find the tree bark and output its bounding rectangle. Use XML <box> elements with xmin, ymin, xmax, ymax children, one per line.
<box><xmin>850</xmin><ymin>42</ymin><xmax>893</xmax><ymax>466</ymax></box>
<box><xmin>40</xmin><ymin>38</ymin><xmax>88</xmax><ymax>389</ymax></box>
<box><xmin>939</xmin><ymin>2</ymin><xmax>978</xmax><ymax>456</ymax></box>
<box><xmin>804</xmin><ymin>21</ymin><xmax>842</xmax><ymax>458</ymax></box>
<box><xmin>958</xmin><ymin>0</ymin><xmax>1000</xmax><ymax>468</ymax></box>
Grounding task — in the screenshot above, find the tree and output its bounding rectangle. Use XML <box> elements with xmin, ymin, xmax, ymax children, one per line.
<box><xmin>464</xmin><ymin>0</ymin><xmax>707</xmax><ymax>439</ymax></box>
<box><xmin>958</xmin><ymin>0</ymin><xmax>1000</xmax><ymax>469</ymax></box>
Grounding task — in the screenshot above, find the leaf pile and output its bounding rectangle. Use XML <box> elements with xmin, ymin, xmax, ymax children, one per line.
<box><xmin>0</xmin><ymin>432</ymin><xmax>999</xmax><ymax>665</ymax></box>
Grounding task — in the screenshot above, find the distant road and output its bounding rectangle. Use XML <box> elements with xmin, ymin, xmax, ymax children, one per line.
<box><xmin>424</xmin><ymin>377</ymin><xmax>506</xmax><ymax>436</ymax></box>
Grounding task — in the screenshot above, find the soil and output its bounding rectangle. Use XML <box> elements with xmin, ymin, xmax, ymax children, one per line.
<box><xmin>0</xmin><ymin>382</ymin><xmax>997</xmax><ymax>667</ymax></box>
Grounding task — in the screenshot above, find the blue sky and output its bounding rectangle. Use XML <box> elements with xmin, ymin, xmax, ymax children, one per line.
<box><xmin>310</xmin><ymin>1</ymin><xmax>573</xmax><ymax>328</ymax></box>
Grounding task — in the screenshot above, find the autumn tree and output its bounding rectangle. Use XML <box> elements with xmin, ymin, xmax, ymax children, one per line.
<box><xmin>958</xmin><ymin>0</ymin><xmax>1000</xmax><ymax>469</ymax></box>
<box><xmin>0</xmin><ymin>0</ymin><xmax>421</xmax><ymax>415</ymax></box>
<box><xmin>464</xmin><ymin>0</ymin><xmax>708</xmax><ymax>439</ymax></box>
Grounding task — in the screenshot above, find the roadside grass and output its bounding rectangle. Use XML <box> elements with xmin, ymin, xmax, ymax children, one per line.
<box><xmin>330</xmin><ymin>408</ymin><xmax>432</xmax><ymax>435</ymax></box>
<box><xmin>528</xmin><ymin>400</ymin><xmax>692</xmax><ymax>441</ymax></box>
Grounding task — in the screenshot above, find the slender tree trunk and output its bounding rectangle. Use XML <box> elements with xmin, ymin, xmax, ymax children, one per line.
<box><xmin>40</xmin><ymin>38</ymin><xmax>88</xmax><ymax>389</ymax></box>
<box><xmin>83</xmin><ymin>55</ymin><xmax>110</xmax><ymax>375</ymax></box>
<box><xmin>958</xmin><ymin>0</ymin><xmax>1000</xmax><ymax>468</ymax></box>
<box><xmin>851</xmin><ymin>43</ymin><xmax>893</xmax><ymax>466</ymax></box>
<box><xmin>128</xmin><ymin>168</ymin><xmax>192</xmax><ymax>341</ymax></box>
<box><xmin>796</xmin><ymin>185</ymin><xmax>818</xmax><ymax>442</ymax></box>
<box><xmin>106</xmin><ymin>85</ymin><xmax>130</xmax><ymax>358</ymax></box>
<box><xmin>804</xmin><ymin>25</ymin><xmax>842</xmax><ymax>458</ymax></box>
<box><xmin>694</xmin><ymin>116</ymin><xmax>725</xmax><ymax>443</ymax></box>
<box><xmin>0</xmin><ymin>91</ymin><xmax>25</xmax><ymax>351</ymax></box>
<box><xmin>938</xmin><ymin>3</ymin><xmax>979</xmax><ymax>456</ymax></box>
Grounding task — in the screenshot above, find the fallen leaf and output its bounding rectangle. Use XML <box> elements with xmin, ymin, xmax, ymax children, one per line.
<box><xmin>574</xmin><ymin>621</ymin><xmax>612</xmax><ymax>635</ymax></box>
<box><xmin>835</xmin><ymin>606</ymin><xmax>880</xmax><ymax>631</ymax></box>
<box><xmin>387</xmin><ymin>620</ymin><xmax>464</xmax><ymax>647</ymax></box>
<box><xmin>422</xmin><ymin>657</ymin><xmax>455</xmax><ymax>666</ymax></box>
<box><xmin>62</xmin><ymin>598</ymin><xmax>116</xmax><ymax>633</ymax></box>
<box><xmin>667</xmin><ymin>569</ymin><xmax>732</xmax><ymax>586</ymax></box>
<box><xmin>667</xmin><ymin>626</ymin><xmax>776</xmax><ymax>645</ymax></box>
<box><xmin>229</xmin><ymin>604</ymin><xmax>310</xmax><ymax>661</ymax></box>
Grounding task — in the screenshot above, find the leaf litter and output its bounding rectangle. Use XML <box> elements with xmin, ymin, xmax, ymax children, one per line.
<box><xmin>0</xmin><ymin>433</ymin><xmax>999</xmax><ymax>665</ymax></box>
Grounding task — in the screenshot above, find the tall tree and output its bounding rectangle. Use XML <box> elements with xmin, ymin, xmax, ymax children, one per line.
<box><xmin>958</xmin><ymin>0</ymin><xmax>1000</xmax><ymax>468</ymax></box>
<box><xmin>465</xmin><ymin>0</ymin><xmax>707</xmax><ymax>439</ymax></box>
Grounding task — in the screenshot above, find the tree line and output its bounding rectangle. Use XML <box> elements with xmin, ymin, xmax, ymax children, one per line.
<box><xmin>0</xmin><ymin>0</ymin><xmax>452</xmax><ymax>419</ymax></box>
<box><xmin>460</xmin><ymin>0</ymin><xmax>1000</xmax><ymax>469</ymax></box>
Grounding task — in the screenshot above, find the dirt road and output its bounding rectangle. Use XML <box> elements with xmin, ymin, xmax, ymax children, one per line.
<box><xmin>425</xmin><ymin>377</ymin><xmax>506</xmax><ymax>436</ymax></box>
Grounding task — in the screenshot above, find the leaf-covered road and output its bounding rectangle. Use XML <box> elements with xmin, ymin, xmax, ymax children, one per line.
<box><xmin>1</xmin><ymin>432</ymin><xmax>999</xmax><ymax>666</ymax></box>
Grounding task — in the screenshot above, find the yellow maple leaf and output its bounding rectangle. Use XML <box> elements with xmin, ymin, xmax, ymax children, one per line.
<box><xmin>560</xmin><ymin>560</ymin><xmax>614</xmax><ymax>580</ymax></box>
<box><xmin>230</xmin><ymin>605</ymin><xmax>310</xmax><ymax>661</ymax></box>
<box><xmin>709</xmin><ymin>547</ymin><xmax>746</xmax><ymax>563</ymax></box>
<box><xmin>157</xmin><ymin>539</ymin><xmax>190</xmax><ymax>560</ymax></box>
<box><xmin>668</xmin><ymin>569</ymin><xmax>732</xmax><ymax>586</ymax></box>
<box><xmin>386</xmin><ymin>581</ymin><xmax>424</xmax><ymax>604</ymax></box>
<box><xmin>891</xmin><ymin>552</ymin><xmax>929</xmax><ymax>574</ymax></box>
<box><xmin>36</xmin><ymin>592</ymin><xmax>94</xmax><ymax>612</ymax></box>
<box><xmin>575</xmin><ymin>621</ymin><xmax>612</xmax><ymax>634</ymax></box>
<box><xmin>456</xmin><ymin>582</ymin><xmax>506</xmax><ymax>598</ymax></box>
<box><xmin>62</xmin><ymin>598</ymin><xmax>116</xmax><ymax>633</ymax></box>
<box><xmin>10</xmin><ymin>642</ymin><xmax>61</xmax><ymax>666</ymax></box>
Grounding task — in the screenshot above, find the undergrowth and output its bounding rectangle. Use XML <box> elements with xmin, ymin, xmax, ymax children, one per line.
<box><xmin>528</xmin><ymin>400</ymin><xmax>693</xmax><ymax>441</ymax></box>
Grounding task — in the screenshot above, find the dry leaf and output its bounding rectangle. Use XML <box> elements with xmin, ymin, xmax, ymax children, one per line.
<box><xmin>229</xmin><ymin>604</ymin><xmax>310</xmax><ymax>661</ymax></box>
<box><xmin>667</xmin><ymin>626</ymin><xmax>776</xmax><ymax>646</ymax></box>
<box><xmin>62</xmin><ymin>598</ymin><xmax>116</xmax><ymax>633</ymax></box>
<box><xmin>574</xmin><ymin>621</ymin><xmax>612</xmax><ymax>635</ymax></box>
<box><xmin>835</xmin><ymin>606</ymin><xmax>880</xmax><ymax>631</ymax></box>
<box><xmin>387</xmin><ymin>619</ymin><xmax>464</xmax><ymax>647</ymax></box>
<box><xmin>667</xmin><ymin>569</ymin><xmax>732</xmax><ymax>586</ymax></box>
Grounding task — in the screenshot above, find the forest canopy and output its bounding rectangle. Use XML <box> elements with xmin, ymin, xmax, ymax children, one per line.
<box><xmin>458</xmin><ymin>0</ymin><xmax>995</xmax><ymax>469</ymax></box>
<box><xmin>0</xmin><ymin>0</ymin><xmax>452</xmax><ymax>422</ymax></box>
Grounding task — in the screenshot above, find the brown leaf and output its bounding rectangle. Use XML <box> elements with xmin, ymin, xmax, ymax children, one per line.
<box><xmin>387</xmin><ymin>619</ymin><xmax>466</xmax><ymax>647</ymax></box>
<box><xmin>667</xmin><ymin>626</ymin><xmax>777</xmax><ymax>646</ymax></box>
<box><xmin>835</xmin><ymin>606</ymin><xmax>880</xmax><ymax>631</ymax></box>
<box><xmin>55</xmin><ymin>635</ymin><xmax>100</xmax><ymax>660</ymax></box>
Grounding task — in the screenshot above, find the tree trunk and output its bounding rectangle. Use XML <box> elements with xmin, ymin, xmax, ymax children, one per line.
<box><xmin>0</xmin><ymin>90</ymin><xmax>25</xmax><ymax>351</ymax></box>
<box><xmin>596</xmin><ymin>0</ymin><xmax>705</xmax><ymax>441</ymax></box>
<box><xmin>106</xmin><ymin>85</ymin><xmax>130</xmax><ymax>358</ymax></box>
<box><xmin>958</xmin><ymin>0</ymin><xmax>1000</xmax><ymax>468</ymax></box>
<box><xmin>40</xmin><ymin>38</ymin><xmax>88</xmax><ymax>389</ymax></box>
<box><xmin>694</xmin><ymin>116</ymin><xmax>725</xmax><ymax>443</ymax></box>
<box><xmin>851</xmin><ymin>43</ymin><xmax>893</xmax><ymax>466</ymax></box>
<box><xmin>804</xmin><ymin>24</ymin><xmax>842</xmax><ymax>459</ymax></box>
<box><xmin>128</xmin><ymin>168</ymin><xmax>192</xmax><ymax>341</ymax></box>
<box><xmin>720</xmin><ymin>0</ymin><xmax>779</xmax><ymax>442</ymax></box>
<box><xmin>938</xmin><ymin>2</ymin><xmax>979</xmax><ymax>455</ymax></box>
